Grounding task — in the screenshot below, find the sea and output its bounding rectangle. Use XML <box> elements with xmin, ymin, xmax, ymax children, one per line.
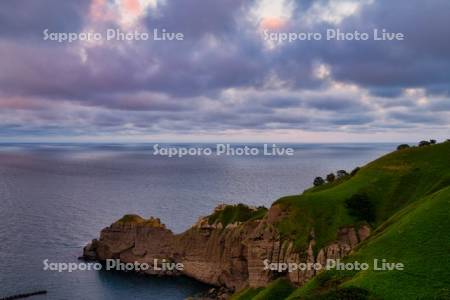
<box><xmin>0</xmin><ymin>143</ymin><xmax>395</xmax><ymax>299</ymax></box>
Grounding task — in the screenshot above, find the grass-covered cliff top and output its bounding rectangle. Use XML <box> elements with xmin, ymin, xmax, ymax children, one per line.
<box><xmin>207</xmin><ymin>203</ymin><xmax>268</xmax><ymax>227</ymax></box>
<box><xmin>274</xmin><ymin>141</ymin><xmax>450</xmax><ymax>251</ymax></box>
<box><xmin>233</xmin><ymin>141</ymin><xmax>450</xmax><ymax>299</ymax></box>
<box><xmin>114</xmin><ymin>214</ymin><xmax>166</xmax><ymax>228</ymax></box>
<box><xmin>286</xmin><ymin>185</ymin><xmax>450</xmax><ymax>299</ymax></box>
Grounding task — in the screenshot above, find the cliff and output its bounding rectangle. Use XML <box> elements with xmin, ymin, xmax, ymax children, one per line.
<box><xmin>84</xmin><ymin>142</ymin><xmax>450</xmax><ymax>299</ymax></box>
<box><xmin>83</xmin><ymin>205</ymin><xmax>370</xmax><ymax>291</ymax></box>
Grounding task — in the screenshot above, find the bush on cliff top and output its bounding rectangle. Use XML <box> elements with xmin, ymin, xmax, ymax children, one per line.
<box><xmin>345</xmin><ymin>193</ymin><xmax>375</xmax><ymax>223</ymax></box>
<box><xmin>115</xmin><ymin>214</ymin><xmax>165</xmax><ymax>227</ymax></box>
<box><xmin>116</xmin><ymin>214</ymin><xmax>145</xmax><ymax>224</ymax></box>
<box><xmin>208</xmin><ymin>203</ymin><xmax>267</xmax><ymax>227</ymax></box>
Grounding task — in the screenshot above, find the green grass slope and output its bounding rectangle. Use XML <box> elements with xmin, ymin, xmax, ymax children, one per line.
<box><xmin>231</xmin><ymin>279</ymin><xmax>295</xmax><ymax>300</ymax></box>
<box><xmin>274</xmin><ymin>142</ymin><xmax>450</xmax><ymax>251</ymax></box>
<box><xmin>288</xmin><ymin>186</ymin><xmax>450</xmax><ymax>299</ymax></box>
<box><xmin>234</xmin><ymin>142</ymin><xmax>450</xmax><ymax>299</ymax></box>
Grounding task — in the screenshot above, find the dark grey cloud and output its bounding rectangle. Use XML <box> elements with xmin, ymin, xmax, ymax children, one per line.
<box><xmin>0</xmin><ymin>0</ymin><xmax>449</xmax><ymax>139</ymax></box>
<box><xmin>146</xmin><ymin>0</ymin><xmax>253</xmax><ymax>37</ymax></box>
<box><xmin>304</xmin><ymin>96</ymin><xmax>366</xmax><ymax>112</ymax></box>
<box><xmin>427</xmin><ymin>99</ymin><xmax>450</xmax><ymax>112</ymax></box>
<box><xmin>321</xmin><ymin>0</ymin><xmax>450</xmax><ymax>94</ymax></box>
<box><xmin>389</xmin><ymin>110</ymin><xmax>446</xmax><ymax>125</ymax></box>
<box><xmin>0</xmin><ymin>0</ymin><xmax>90</xmax><ymax>40</ymax></box>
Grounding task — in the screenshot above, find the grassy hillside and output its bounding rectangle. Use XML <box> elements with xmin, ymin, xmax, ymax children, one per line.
<box><xmin>231</xmin><ymin>279</ymin><xmax>294</xmax><ymax>300</ymax></box>
<box><xmin>288</xmin><ymin>186</ymin><xmax>450</xmax><ymax>299</ymax></box>
<box><xmin>235</xmin><ymin>142</ymin><xmax>450</xmax><ymax>299</ymax></box>
<box><xmin>275</xmin><ymin>142</ymin><xmax>450</xmax><ymax>251</ymax></box>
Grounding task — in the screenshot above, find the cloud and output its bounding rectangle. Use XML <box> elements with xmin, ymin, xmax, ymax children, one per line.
<box><xmin>0</xmin><ymin>0</ymin><xmax>90</xmax><ymax>40</ymax></box>
<box><xmin>317</xmin><ymin>0</ymin><xmax>450</xmax><ymax>94</ymax></box>
<box><xmin>0</xmin><ymin>0</ymin><xmax>449</xmax><ymax>141</ymax></box>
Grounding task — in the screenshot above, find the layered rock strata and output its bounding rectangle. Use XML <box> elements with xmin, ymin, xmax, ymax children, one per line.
<box><xmin>84</xmin><ymin>206</ymin><xmax>370</xmax><ymax>291</ymax></box>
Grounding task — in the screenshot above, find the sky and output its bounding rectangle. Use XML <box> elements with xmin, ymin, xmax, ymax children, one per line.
<box><xmin>0</xmin><ymin>0</ymin><xmax>449</xmax><ymax>143</ymax></box>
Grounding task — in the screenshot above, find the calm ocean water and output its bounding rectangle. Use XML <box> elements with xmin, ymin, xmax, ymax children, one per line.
<box><xmin>0</xmin><ymin>143</ymin><xmax>395</xmax><ymax>299</ymax></box>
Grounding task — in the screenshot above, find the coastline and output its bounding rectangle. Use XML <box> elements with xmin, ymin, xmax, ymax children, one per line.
<box><xmin>80</xmin><ymin>142</ymin><xmax>450</xmax><ymax>299</ymax></box>
<box><xmin>82</xmin><ymin>204</ymin><xmax>371</xmax><ymax>291</ymax></box>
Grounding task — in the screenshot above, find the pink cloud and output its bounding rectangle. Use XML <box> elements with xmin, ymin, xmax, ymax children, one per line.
<box><xmin>88</xmin><ymin>0</ymin><xmax>147</xmax><ymax>26</ymax></box>
<box><xmin>89</xmin><ymin>0</ymin><xmax>114</xmax><ymax>22</ymax></box>
<box><xmin>0</xmin><ymin>97</ymin><xmax>51</xmax><ymax>110</ymax></box>
<box><xmin>260</xmin><ymin>17</ymin><xmax>288</xmax><ymax>30</ymax></box>
<box><xmin>122</xmin><ymin>0</ymin><xmax>141</xmax><ymax>15</ymax></box>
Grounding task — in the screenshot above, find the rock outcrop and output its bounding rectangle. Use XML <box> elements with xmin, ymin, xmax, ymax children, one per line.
<box><xmin>84</xmin><ymin>205</ymin><xmax>370</xmax><ymax>291</ymax></box>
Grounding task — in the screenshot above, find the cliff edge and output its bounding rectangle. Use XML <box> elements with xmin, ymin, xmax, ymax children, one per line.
<box><xmin>84</xmin><ymin>142</ymin><xmax>450</xmax><ymax>299</ymax></box>
<box><xmin>83</xmin><ymin>204</ymin><xmax>370</xmax><ymax>291</ymax></box>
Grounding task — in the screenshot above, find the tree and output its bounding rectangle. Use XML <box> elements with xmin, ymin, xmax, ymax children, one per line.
<box><xmin>345</xmin><ymin>193</ymin><xmax>375</xmax><ymax>222</ymax></box>
<box><xmin>419</xmin><ymin>140</ymin><xmax>430</xmax><ymax>147</ymax></box>
<box><xmin>397</xmin><ymin>144</ymin><xmax>410</xmax><ymax>151</ymax></box>
<box><xmin>430</xmin><ymin>139</ymin><xmax>437</xmax><ymax>144</ymax></box>
<box><xmin>336</xmin><ymin>170</ymin><xmax>349</xmax><ymax>179</ymax></box>
<box><xmin>350</xmin><ymin>167</ymin><xmax>360</xmax><ymax>176</ymax></box>
<box><xmin>326</xmin><ymin>173</ymin><xmax>336</xmax><ymax>183</ymax></box>
<box><xmin>313</xmin><ymin>177</ymin><xmax>325</xmax><ymax>187</ymax></box>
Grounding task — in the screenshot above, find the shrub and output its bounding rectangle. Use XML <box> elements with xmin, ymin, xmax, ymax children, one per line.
<box><xmin>336</xmin><ymin>170</ymin><xmax>349</xmax><ymax>179</ymax></box>
<box><xmin>419</xmin><ymin>140</ymin><xmax>431</xmax><ymax>147</ymax></box>
<box><xmin>350</xmin><ymin>167</ymin><xmax>360</xmax><ymax>176</ymax></box>
<box><xmin>397</xmin><ymin>144</ymin><xmax>410</xmax><ymax>150</ymax></box>
<box><xmin>116</xmin><ymin>214</ymin><xmax>145</xmax><ymax>224</ymax></box>
<box><xmin>345</xmin><ymin>193</ymin><xmax>375</xmax><ymax>222</ymax></box>
<box><xmin>326</xmin><ymin>173</ymin><xmax>336</xmax><ymax>183</ymax></box>
<box><xmin>314</xmin><ymin>177</ymin><xmax>325</xmax><ymax>186</ymax></box>
<box><xmin>208</xmin><ymin>204</ymin><xmax>267</xmax><ymax>227</ymax></box>
<box><xmin>430</xmin><ymin>139</ymin><xmax>437</xmax><ymax>144</ymax></box>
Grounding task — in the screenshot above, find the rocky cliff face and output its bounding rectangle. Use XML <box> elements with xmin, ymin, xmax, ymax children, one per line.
<box><xmin>83</xmin><ymin>205</ymin><xmax>370</xmax><ymax>291</ymax></box>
